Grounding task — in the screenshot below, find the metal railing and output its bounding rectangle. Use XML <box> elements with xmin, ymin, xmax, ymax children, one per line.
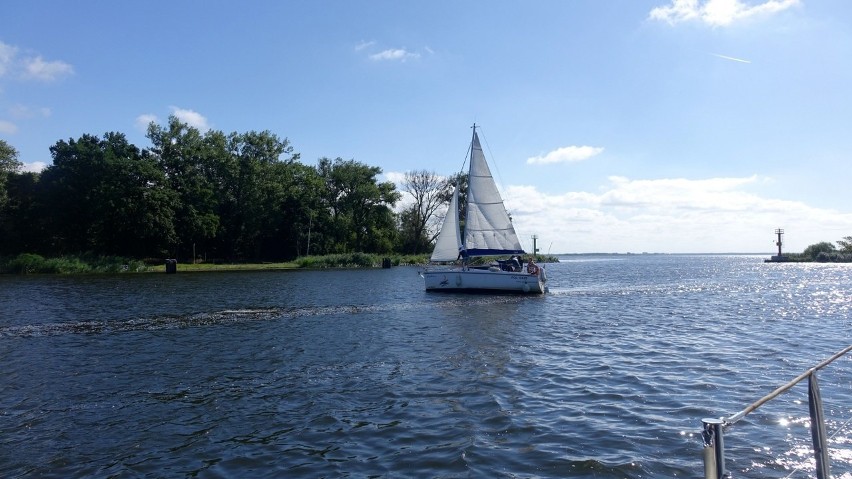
<box><xmin>702</xmin><ymin>344</ymin><xmax>852</xmax><ymax>479</ymax></box>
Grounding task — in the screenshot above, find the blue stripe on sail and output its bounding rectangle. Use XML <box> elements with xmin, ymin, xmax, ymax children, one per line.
<box><xmin>465</xmin><ymin>248</ymin><xmax>526</xmax><ymax>256</ymax></box>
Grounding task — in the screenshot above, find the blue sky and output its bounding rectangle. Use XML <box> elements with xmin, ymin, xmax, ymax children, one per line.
<box><xmin>2</xmin><ymin>0</ymin><xmax>851</xmax><ymax>253</ymax></box>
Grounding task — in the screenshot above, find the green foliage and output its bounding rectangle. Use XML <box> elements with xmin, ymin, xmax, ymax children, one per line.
<box><xmin>836</xmin><ymin>236</ymin><xmax>852</xmax><ymax>253</ymax></box>
<box><xmin>293</xmin><ymin>253</ymin><xmax>428</xmax><ymax>268</ymax></box>
<box><xmin>147</xmin><ymin>117</ymin><xmax>218</xmax><ymax>256</ymax></box>
<box><xmin>802</xmin><ymin>241</ymin><xmax>836</xmax><ymax>260</ymax></box>
<box><xmin>39</xmin><ymin>133</ymin><xmax>177</xmax><ymax>257</ymax></box>
<box><xmin>2</xmin><ymin>253</ymin><xmax>46</xmax><ymax>274</ymax></box>
<box><xmin>465</xmin><ymin>254</ymin><xmax>560</xmax><ymax>266</ymax></box>
<box><xmin>1</xmin><ymin>121</ymin><xmax>484</xmax><ymax>266</ymax></box>
<box><xmin>295</xmin><ymin>252</ymin><xmax>378</xmax><ymax>268</ymax></box>
<box><xmin>0</xmin><ymin>139</ymin><xmax>22</xmax><ymax>211</ymax></box>
<box><xmin>317</xmin><ymin>158</ymin><xmax>401</xmax><ymax>254</ymax></box>
<box><xmin>0</xmin><ymin>253</ymin><xmax>147</xmax><ymax>274</ymax></box>
<box><xmin>0</xmin><ymin>140</ymin><xmax>20</xmax><ymax>172</ymax></box>
<box><xmin>815</xmin><ymin>251</ymin><xmax>852</xmax><ymax>263</ymax></box>
<box><xmin>790</xmin><ymin>236</ymin><xmax>852</xmax><ymax>262</ymax></box>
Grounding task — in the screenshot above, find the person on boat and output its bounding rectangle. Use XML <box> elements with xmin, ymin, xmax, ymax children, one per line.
<box><xmin>527</xmin><ymin>258</ymin><xmax>539</xmax><ymax>275</ymax></box>
<box><xmin>510</xmin><ymin>255</ymin><xmax>521</xmax><ymax>272</ymax></box>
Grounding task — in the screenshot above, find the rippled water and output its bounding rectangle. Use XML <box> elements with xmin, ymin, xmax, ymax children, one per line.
<box><xmin>1</xmin><ymin>255</ymin><xmax>851</xmax><ymax>478</ymax></box>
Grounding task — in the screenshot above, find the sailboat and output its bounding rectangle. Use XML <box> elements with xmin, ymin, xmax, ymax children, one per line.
<box><xmin>422</xmin><ymin>125</ymin><xmax>547</xmax><ymax>294</ymax></box>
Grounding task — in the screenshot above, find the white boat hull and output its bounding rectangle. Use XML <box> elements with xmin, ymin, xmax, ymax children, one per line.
<box><xmin>422</xmin><ymin>267</ymin><xmax>546</xmax><ymax>294</ymax></box>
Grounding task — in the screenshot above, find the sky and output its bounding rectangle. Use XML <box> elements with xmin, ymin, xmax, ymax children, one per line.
<box><xmin>2</xmin><ymin>0</ymin><xmax>851</xmax><ymax>254</ymax></box>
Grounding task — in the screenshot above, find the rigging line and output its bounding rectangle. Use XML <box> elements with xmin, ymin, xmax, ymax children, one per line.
<box><xmin>826</xmin><ymin>408</ymin><xmax>852</xmax><ymax>441</ymax></box>
<box><xmin>776</xmin><ymin>409</ymin><xmax>852</xmax><ymax>479</ymax></box>
<box><xmin>779</xmin><ymin>460</ymin><xmax>806</xmax><ymax>479</ymax></box>
<box><xmin>776</xmin><ymin>408</ymin><xmax>852</xmax><ymax>479</ymax></box>
<box><xmin>459</xmin><ymin>137</ymin><xmax>471</xmax><ymax>176</ymax></box>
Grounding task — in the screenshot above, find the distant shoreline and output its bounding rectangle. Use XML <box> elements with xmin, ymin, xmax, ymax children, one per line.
<box><xmin>555</xmin><ymin>252</ymin><xmax>773</xmax><ymax>256</ymax></box>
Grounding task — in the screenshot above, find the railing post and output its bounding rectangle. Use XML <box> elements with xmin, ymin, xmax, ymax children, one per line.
<box><xmin>809</xmin><ymin>373</ymin><xmax>830</xmax><ymax>479</ymax></box>
<box><xmin>702</xmin><ymin>418</ymin><xmax>726</xmax><ymax>479</ymax></box>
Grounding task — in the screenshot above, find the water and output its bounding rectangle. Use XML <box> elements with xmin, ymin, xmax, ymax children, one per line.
<box><xmin>1</xmin><ymin>255</ymin><xmax>851</xmax><ymax>478</ymax></box>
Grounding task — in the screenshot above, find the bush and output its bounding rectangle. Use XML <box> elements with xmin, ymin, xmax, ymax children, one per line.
<box><xmin>292</xmin><ymin>253</ymin><xmax>428</xmax><ymax>268</ymax></box>
<box><xmin>44</xmin><ymin>256</ymin><xmax>90</xmax><ymax>273</ymax></box>
<box><xmin>803</xmin><ymin>242</ymin><xmax>836</xmax><ymax>260</ymax></box>
<box><xmin>815</xmin><ymin>252</ymin><xmax>852</xmax><ymax>263</ymax></box>
<box><xmin>3</xmin><ymin>253</ymin><xmax>47</xmax><ymax>274</ymax></box>
<box><xmin>0</xmin><ymin>253</ymin><xmax>148</xmax><ymax>274</ymax></box>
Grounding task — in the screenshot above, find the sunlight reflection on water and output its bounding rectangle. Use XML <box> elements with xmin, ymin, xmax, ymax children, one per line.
<box><xmin>1</xmin><ymin>256</ymin><xmax>851</xmax><ymax>477</ymax></box>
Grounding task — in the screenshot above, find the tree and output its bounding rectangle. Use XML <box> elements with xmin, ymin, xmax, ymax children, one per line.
<box><xmin>398</xmin><ymin>170</ymin><xmax>451</xmax><ymax>254</ymax></box>
<box><xmin>317</xmin><ymin>157</ymin><xmax>400</xmax><ymax>253</ymax></box>
<box><xmin>836</xmin><ymin>236</ymin><xmax>852</xmax><ymax>253</ymax></box>
<box><xmin>0</xmin><ymin>171</ymin><xmax>40</xmax><ymax>255</ymax></box>
<box><xmin>40</xmin><ymin>133</ymin><xmax>177</xmax><ymax>257</ymax></box>
<box><xmin>424</xmin><ymin>171</ymin><xmax>470</xmax><ymax>248</ymax></box>
<box><xmin>212</xmin><ymin>129</ymin><xmax>298</xmax><ymax>259</ymax></box>
<box><xmin>803</xmin><ymin>241</ymin><xmax>836</xmax><ymax>260</ymax></box>
<box><xmin>147</xmin><ymin>116</ymin><xmax>219</xmax><ymax>259</ymax></box>
<box><xmin>0</xmin><ymin>140</ymin><xmax>22</xmax><ymax>210</ymax></box>
<box><xmin>265</xmin><ymin>161</ymin><xmax>326</xmax><ymax>259</ymax></box>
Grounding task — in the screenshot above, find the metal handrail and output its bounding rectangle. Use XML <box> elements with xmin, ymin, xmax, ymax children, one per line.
<box><xmin>702</xmin><ymin>344</ymin><xmax>852</xmax><ymax>479</ymax></box>
<box><xmin>725</xmin><ymin>344</ymin><xmax>852</xmax><ymax>425</ymax></box>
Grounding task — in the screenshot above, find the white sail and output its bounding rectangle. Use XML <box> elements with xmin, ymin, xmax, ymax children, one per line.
<box><xmin>463</xmin><ymin>130</ymin><xmax>524</xmax><ymax>257</ymax></box>
<box><xmin>421</xmin><ymin>125</ymin><xmax>546</xmax><ymax>294</ymax></box>
<box><xmin>430</xmin><ymin>186</ymin><xmax>462</xmax><ymax>262</ymax></box>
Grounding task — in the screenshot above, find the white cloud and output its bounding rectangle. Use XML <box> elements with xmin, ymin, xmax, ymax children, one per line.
<box><xmin>0</xmin><ymin>120</ymin><xmax>17</xmax><ymax>134</ymax></box>
<box><xmin>0</xmin><ymin>41</ymin><xmax>73</xmax><ymax>82</ymax></box>
<box><xmin>527</xmin><ymin>145</ymin><xmax>604</xmax><ymax>165</ymax></box>
<box><xmin>135</xmin><ymin>113</ymin><xmax>159</xmax><ymax>132</ymax></box>
<box><xmin>9</xmin><ymin>104</ymin><xmax>51</xmax><ymax>119</ymax></box>
<box><xmin>355</xmin><ymin>40</ymin><xmax>376</xmax><ymax>51</ymax></box>
<box><xmin>22</xmin><ymin>161</ymin><xmax>47</xmax><ymax>173</ymax></box>
<box><xmin>383</xmin><ymin>171</ymin><xmax>406</xmax><ymax>185</ymax></box>
<box><xmin>369</xmin><ymin>48</ymin><xmax>420</xmax><ymax>62</ymax></box>
<box><xmin>22</xmin><ymin>55</ymin><xmax>74</xmax><ymax>81</ymax></box>
<box><xmin>503</xmin><ymin>175</ymin><xmax>852</xmax><ymax>254</ymax></box>
<box><xmin>0</xmin><ymin>41</ymin><xmax>18</xmax><ymax>77</ymax></box>
<box><xmin>169</xmin><ymin>106</ymin><xmax>210</xmax><ymax>131</ymax></box>
<box><xmin>357</xmin><ymin>41</ymin><xmax>424</xmax><ymax>62</ymax></box>
<box><xmin>649</xmin><ymin>0</ymin><xmax>800</xmax><ymax>27</ymax></box>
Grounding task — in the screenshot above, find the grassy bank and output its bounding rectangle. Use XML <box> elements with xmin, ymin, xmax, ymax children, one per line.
<box><xmin>0</xmin><ymin>253</ymin><xmax>149</xmax><ymax>274</ymax></box>
<box><xmin>0</xmin><ymin>252</ymin><xmax>430</xmax><ymax>274</ymax></box>
<box><xmin>147</xmin><ymin>253</ymin><xmax>429</xmax><ymax>272</ymax></box>
<box><xmin>0</xmin><ymin>252</ymin><xmax>559</xmax><ymax>274</ymax></box>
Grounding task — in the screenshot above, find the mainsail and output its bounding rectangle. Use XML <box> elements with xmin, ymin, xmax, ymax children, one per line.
<box><xmin>430</xmin><ymin>186</ymin><xmax>462</xmax><ymax>262</ymax></box>
<box><xmin>463</xmin><ymin>130</ymin><xmax>525</xmax><ymax>257</ymax></box>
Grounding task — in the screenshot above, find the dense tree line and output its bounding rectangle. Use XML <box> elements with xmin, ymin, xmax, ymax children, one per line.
<box><xmin>796</xmin><ymin>236</ymin><xmax>852</xmax><ymax>262</ymax></box>
<box><xmin>0</xmin><ymin>117</ymin><xmax>455</xmax><ymax>262</ymax></box>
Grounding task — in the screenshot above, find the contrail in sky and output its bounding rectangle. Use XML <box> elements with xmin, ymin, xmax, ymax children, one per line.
<box><xmin>711</xmin><ymin>53</ymin><xmax>751</xmax><ymax>64</ymax></box>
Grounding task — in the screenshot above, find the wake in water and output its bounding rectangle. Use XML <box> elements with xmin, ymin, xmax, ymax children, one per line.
<box><xmin>0</xmin><ymin>308</ymin><xmax>286</xmax><ymax>338</ymax></box>
<box><xmin>0</xmin><ymin>295</ymin><xmax>528</xmax><ymax>339</ymax></box>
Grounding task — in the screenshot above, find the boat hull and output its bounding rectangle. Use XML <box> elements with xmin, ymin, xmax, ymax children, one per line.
<box><xmin>422</xmin><ymin>267</ymin><xmax>546</xmax><ymax>294</ymax></box>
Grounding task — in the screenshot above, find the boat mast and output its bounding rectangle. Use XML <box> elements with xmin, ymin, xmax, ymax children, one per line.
<box><xmin>460</xmin><ymin>123</ymin><xmax>477</xmax><ymax>262</ymax></box>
